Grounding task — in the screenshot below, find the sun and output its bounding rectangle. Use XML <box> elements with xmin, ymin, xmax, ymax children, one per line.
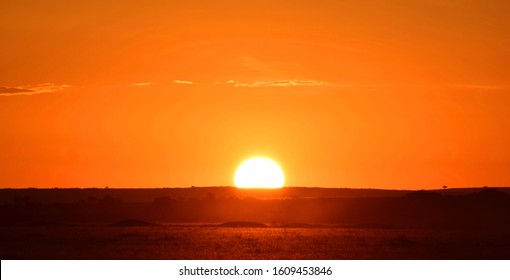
<box><xmin>234</xmin><ymin>157</ymin><xmax>285</xmax><ymax>188</ymax></box>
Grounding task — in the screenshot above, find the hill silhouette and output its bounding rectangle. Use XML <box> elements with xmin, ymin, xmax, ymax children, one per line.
<box><xmin>1</xmin><ymin>187</ymin><xmax>509</xmax><ymax>229</ymax></box>
<box><xmin>0</xmin><ymin>186</ymin><xmax>414</xmax><ymax>204</ymax></box>
<box><xmin>218</xmin><ymin>221</ymin><xmax>268</xmax><ymax>228</ymax></box>
<box><xmin>110</xmin><ymin>219</ymin><xmax>157</xmax><ymax>227</ymax></box>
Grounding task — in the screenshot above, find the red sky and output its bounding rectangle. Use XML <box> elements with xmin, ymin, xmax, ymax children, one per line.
<box><xmin>1</xmin><ymin>0</ymin><xmax>510</xmax><ymax>189</ymax></box>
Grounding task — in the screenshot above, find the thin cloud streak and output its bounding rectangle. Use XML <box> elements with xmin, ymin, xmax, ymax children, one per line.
<box><xmin>0</xmin><ymin>87</ymin><xmax>33</xmax><ymax>94</ymax></box>
<box><xmin>173</xmin><ymin>80</ymin><xmax>193</xmax><ymax>85</ymax></box>
<box><xmin>132</xmin><ymin>82</ymin><xmax>152</xmax><ymax>87</ymax></box>
<box><xmin>220</xmin><ymin>79</ymin><xmax>328</xmax><ymax>88</ymax></box>
<box><xmin>0</xmin><ymin>83</ymin><xmax>71</xmax><ymax>96</ymax></box>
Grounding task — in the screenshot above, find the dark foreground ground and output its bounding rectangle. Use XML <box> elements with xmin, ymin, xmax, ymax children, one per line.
<box><xmin>1</xmin><ymin>225</ymin><xmax>509</xmax><ymax>259</ymax></box>
<box><xmin>2</xmin><ymin>187</ymin><xmax>509</xmax><ymax>259</ymax></box>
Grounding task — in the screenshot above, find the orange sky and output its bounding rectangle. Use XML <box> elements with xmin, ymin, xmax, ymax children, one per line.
<box><xmin>1</xmin><ymin>0</ymin><xmax>510</xmax><ymax>189</ymax></box>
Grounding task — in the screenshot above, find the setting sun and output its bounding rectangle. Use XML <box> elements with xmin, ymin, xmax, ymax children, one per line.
<box><xmin>234</xmin><ymin>157</ymin><xmax>284</xmax><ymax>188</ymax></box>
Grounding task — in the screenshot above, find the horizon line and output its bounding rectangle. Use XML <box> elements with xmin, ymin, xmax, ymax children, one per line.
<box><xmin>1</xmin><ymin>186</ymin><xmax>507</xmax><ymax>191</ymax></box>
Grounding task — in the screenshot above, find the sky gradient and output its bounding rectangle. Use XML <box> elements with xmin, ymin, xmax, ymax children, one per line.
<box><xmin>1</xmin><ymin>0</ymin><xmax>510</xmax><ymax>189</ymax></box>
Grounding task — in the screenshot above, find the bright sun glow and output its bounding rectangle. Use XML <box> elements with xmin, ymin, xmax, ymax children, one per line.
<box><xmin>234</xmin><ymin>157</ymin><xmax>285</xmax><ymax>188</ymax></box>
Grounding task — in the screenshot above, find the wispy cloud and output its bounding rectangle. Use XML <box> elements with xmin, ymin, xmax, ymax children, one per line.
<box><xmin>0</xmin><ymin>87</ymin><xmax>33</xmax><ymax>94</ymax></box>
<box><xmin>0</xmin><ymin>83</ymin><xmax>71</xmax><ymax>96</ymax></box>
<box><xmin>220</xmin><ymin>79</ymin><xmax>328</xmax><ymax>88</ymax></box>
<box><xmin>132</xmin><ymin>82</ymin><xmax>152</xmax><ymax>87</ymax></box>
<box><xmin>173</xmin><ymin>80</ymin><xmax>193</xmax><ymax>85</ymax></box>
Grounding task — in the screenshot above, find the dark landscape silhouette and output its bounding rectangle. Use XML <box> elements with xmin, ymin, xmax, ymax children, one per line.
<box><xmin>1</xmin><ymin>187</ymin><xmax>509</xmax><ymax>259</ymax></box>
